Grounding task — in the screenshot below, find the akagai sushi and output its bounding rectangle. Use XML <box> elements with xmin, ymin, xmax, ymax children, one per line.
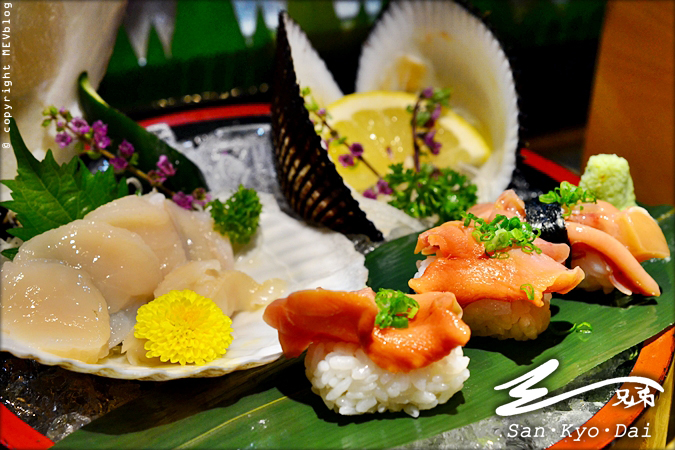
<box><xmin>410</xmin><ymin>196</ymin><xmax>584</xmax><ymax>340</ymax></box>
<box><xmin>263</xmin><ymin>288</ymin><xmax>471</xmax><ymax>417</ymax></box>
<box><xmin>558</xmin><ymin>195</ymin><xmax>666</xmax><ymax>296</ymax></box>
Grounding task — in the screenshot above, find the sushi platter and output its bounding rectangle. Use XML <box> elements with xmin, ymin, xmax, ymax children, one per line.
<box><xmin>1</xmin><ymin>1</ymin><xmax>673</xmax><ymax>449</ymax></box>
<box><xmin>1</xmin><ymin>105</ymin><xmax>672</xmax><ymax>449</ymax></box>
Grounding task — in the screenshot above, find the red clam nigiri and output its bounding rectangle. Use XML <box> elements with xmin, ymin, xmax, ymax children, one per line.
<box><xmin>263</xmin><ymin>287</ymin><xmax>470</xmax><ymax>372</ymax></box>
<box><xmin>567</xmin><ymin>200</ymin><xmax>670</xmax><ymax>263</ymax></box>
<box><xmin>264</xmin><ymin>287</ymin><xmax>472</xmax><ymax>417</ymax></box>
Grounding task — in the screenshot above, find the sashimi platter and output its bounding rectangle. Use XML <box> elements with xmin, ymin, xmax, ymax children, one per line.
<box><xmin>1</xmin><ymin>2</ymin><xmax>673</xmax><ymax>449</ymax></box>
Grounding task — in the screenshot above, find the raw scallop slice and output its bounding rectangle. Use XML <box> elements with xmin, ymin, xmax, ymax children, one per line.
<box><xmin>154</xmin><ymin>260</ymin><xmax>286</xmax><ymax>316</ymax></box>
<box><xmin>85</xmin><ymin>192</ymin><xmax>187</xmax><ymax>276</ymax></box>
<box><xmin>164</xmin><ymin>200</ymin><xmax>235</xmax><ymax>270</ymax></box>
<box><xmin>1</xmin><ymin>260</ymin><xmax>110</xmax><ymax>363</ymax></box>
<box><xmin>13</xmin><ymin>220</ymin><xmax>162</xmax><ymax>313</ymax></box>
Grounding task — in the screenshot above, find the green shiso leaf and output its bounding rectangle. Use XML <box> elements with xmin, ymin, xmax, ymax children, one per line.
<box><xmin>0</xmin><ymin>119</ymin><xmax>128</xmax><ymax>243</ymax></box>
<box><xmin>1</xmin><ymin>247</ymin><xmax>19</xmax><ymax>260</ymax></box>
<box><xmin>78</xmin><ymin>72</ymin><xmax>208</xmax><ymax>194</ymax></box>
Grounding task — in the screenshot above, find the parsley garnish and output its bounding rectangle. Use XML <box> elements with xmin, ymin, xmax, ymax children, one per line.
<box><xmin>0</xmin><ymin>119</ymin><xmax>128</xmax><ymax>255</ymax></box>
<box><xmin>374</xmin><ymin>289</ymin><xmax>420</xmax><ymax>329</ymax></box>
<box><xmin>462</xmin><ymin>213</ymin><xmax>542</xmax><ymax>258</ymax></box>
<box><xmin>209</xmin><ymin>185</ymin><xmax>262</xmax><ymax>245</ymax></box>
<box><xmin>384</xmin><ymin>163</ymin><xmax>477</xmax><ymax>225</ymax></box>
<box><xmin>539</xmin><ymin>181</ymin><xmax>596</xmax><ymax>217</ymax></box>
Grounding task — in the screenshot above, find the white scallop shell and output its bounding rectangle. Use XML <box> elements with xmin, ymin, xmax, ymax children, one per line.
<box><xmin>350</xmin><ymin>189</ymin><xmax>426</xmax><ymax>240</ymax></box>
<box><xmin>355</xmin><ymin>0</ymin><xmax>519</xmax><ymax>203</ymax></box>
<box><xmin>0</xmin><ymin>193</ymin><xmax>368</xmax><ymax>380</ymax></box>
<box><xmin>283</xmin><ymin>13</ymin><xmax>344</xmax><ymax>109</ymax></box>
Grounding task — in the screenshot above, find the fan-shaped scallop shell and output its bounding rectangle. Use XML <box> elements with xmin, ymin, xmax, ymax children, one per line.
<box><xmin>356</xmin><ymin>0</ymin><xmax>520</xmax><ymax>203</ymax></box>
<box><xmin>1</xmin><ymin>193</ymin><xmax>369</xmax><ymax>380</ymax></box>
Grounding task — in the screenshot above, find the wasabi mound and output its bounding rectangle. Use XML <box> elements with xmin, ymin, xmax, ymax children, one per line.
<box><xmin>579</xmin><ymin>154</ymin><xmax>637</xmax><ymax>210</ymax></box>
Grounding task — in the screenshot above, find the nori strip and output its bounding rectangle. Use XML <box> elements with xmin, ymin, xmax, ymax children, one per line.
<box><xmin>525</xmin><ymin>197</ymin><xmax>571</xmax><ymax>267</ymax></box>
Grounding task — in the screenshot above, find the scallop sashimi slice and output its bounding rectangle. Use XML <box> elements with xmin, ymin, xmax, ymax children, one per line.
<box><xmin>1</xmin><ymin>260</ymin><xmax>110</xmax><ymax>363</ymax></box>
<box><xmin>164</xmin><ymin>200</ymin><xmax>235</xmax><ymax>270</ymax></box>
<box><xmin>84</xmin><ymin>192</ymin><xmax>187</xmax><ymax>276</ymax></box>
<box><xmin>154</xmin><ymin>260</ymin><xmax>286</xmax><ymax>316</ymax></box>
<box><xmin>13</xmin><ymin>219</ymin><xmax>162</xmax><ymax>313</ymax></box>
<box><xmin>355</xmin><ymin>0</ymin><xmax>519</xmax><ymax>202</ymax></box>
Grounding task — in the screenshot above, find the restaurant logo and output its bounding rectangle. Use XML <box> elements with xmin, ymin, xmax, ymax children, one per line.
<box><xmin>494</xmin><ymin>359</ymin><xmax>663</xmax><ymax>416</ymax></box>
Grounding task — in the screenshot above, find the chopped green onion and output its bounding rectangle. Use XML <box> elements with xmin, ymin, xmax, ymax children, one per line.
<box><xmin>520</xmin><ymin>284</ymin><xmax>535</xmax><ymax>301</ymax></box>
<box><xmin>462</xmin><ymin>213</ymin><xmax>542</xmax><ymax>258</ymax></box>
<box><xmin>575</xmin><ymin>322</ymin><xmax>593</xmax><ymax>334</ymax></box>
<box><xmin>374</xmin><ymin>289</ymin><xmax>419</xmax><ymax>329</ymax></box>
<box><xmin>539</xmin><ymin>181</ymin><xmax>597</xmax><ymax>217</ymax></box>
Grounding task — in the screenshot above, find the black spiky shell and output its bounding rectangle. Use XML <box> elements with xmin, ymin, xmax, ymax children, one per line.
<box><xmin>270</xmin><ymin>13</ymin><xmax>383</xmax><ymax>242</ymax></box>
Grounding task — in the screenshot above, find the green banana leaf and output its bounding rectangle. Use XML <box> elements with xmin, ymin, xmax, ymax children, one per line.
<box><xmin>56</xmin><ymin>205</ymin><xmax>674</xmax><ymax>449</ymax></box>
<box><xmin>77</xmin><ymin>72</ymin><xmax>208</xmax><ymax>195</ymax></box>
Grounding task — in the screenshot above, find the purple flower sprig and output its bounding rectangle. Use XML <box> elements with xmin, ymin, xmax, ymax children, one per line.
<box><xmin>407</xmin><ymin>87</ymin><xmax>452</xmax><ymax>171</ymax></box>
<box><xmin>300</xmin><ymin>87</ymin><xmax>382</xmax><ymax>179</ymax></box>
<box><xmin>363</xmin><ymin>179</ymin><xmax>393</xmax><ymax>200</ymax></box>
<box><xmin>41</xmin><ymin>106</ymin><xmax>206</xmax><ymax>210</ymax></box>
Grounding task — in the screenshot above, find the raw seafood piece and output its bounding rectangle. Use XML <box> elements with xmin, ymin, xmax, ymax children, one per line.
<box><xmin>154</xmin><ymin>260</ymin><xmax>286</xmax><ymax>316</ymax></box>
<box><xmin>409</xmin><ymin>221</ymin><xmax>583</xmax><ymax>340</ymax></box>
<box><xmin>263</xmin><ymin>288</ymin><xmax>470</xmax><ymax>372</ymax></box>
<box><xmin>1</xmin><ymin>260</ymin><xmax>110</xmax><ymax>363</ymax></box>
<box><xmin>467</xmin><ymin>189</ymin><xmax>525</xmax><ymax>221</ymax></box>
<box><xmin>567</xmin><ymin>223</ymin><xmax>661</xmax><ymax>297</ymax></box>
<box><xmin>84</xmin><ymin>192</ymin><xmax>187</xmax><ymax>276</ymax></box>
<box><xmin>164</xmin><ymin>199</ymin><xmax>235</xmax><ymax>270</ymax></box>
<box><xmin>567</xmin><ymin>200</ymin><xmax>670</xmax><ymax>262</ymax></box>
<box><xmin>13</xmin><ymin>219</ymin><xmax>162</xmax><ymax>313</ymax></box>
<box><xmin>264</xmin><ymin>288</ymin><xmax>470</xmax><ymax>416</ymax></box>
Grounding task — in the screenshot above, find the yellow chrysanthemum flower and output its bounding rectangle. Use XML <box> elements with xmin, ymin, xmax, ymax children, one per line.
<box><xmin>134</xmin><ymin>290</ymin><xmax>234</xmax><ymax>365</ymax></box>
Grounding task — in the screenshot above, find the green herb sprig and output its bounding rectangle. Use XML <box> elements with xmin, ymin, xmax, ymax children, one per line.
<box><xmin>539</xmin><ymin>181</ymin><xmax>597</xmax><ymax>217</ymax></box>
<box><xmin>374</xmin><ymin>289</ymin><xmax>420</xmax><ymax>329</ymax></box>
<box><xmin>407</xmin><ymin>87</ymin><xmax>452</xmax><ymax>171</ymax></box>
<box><xmin>1</xmin><ymin>119</ymin><xmax>128</xmax><ymax>259</ymax></box>
<box><xmin>385</xmin><ymin>163</ymin><xmax>477</xmax><ymax>225</ymax></box>
<box><xmin>209</xmin><ymin>185</ymin><xmax>262</xmax><ymax>245</ymax></box>
<box><xmin>462</xmin><ymin>213</ymin><xmax>542</xmax><ymax>258</ymax></box>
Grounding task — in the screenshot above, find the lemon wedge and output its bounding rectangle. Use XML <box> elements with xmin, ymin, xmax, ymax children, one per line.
<box><xmin>324</xmin><ymin>91</ymin><xmax>491</xmax><ymax>192</ymax></box>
